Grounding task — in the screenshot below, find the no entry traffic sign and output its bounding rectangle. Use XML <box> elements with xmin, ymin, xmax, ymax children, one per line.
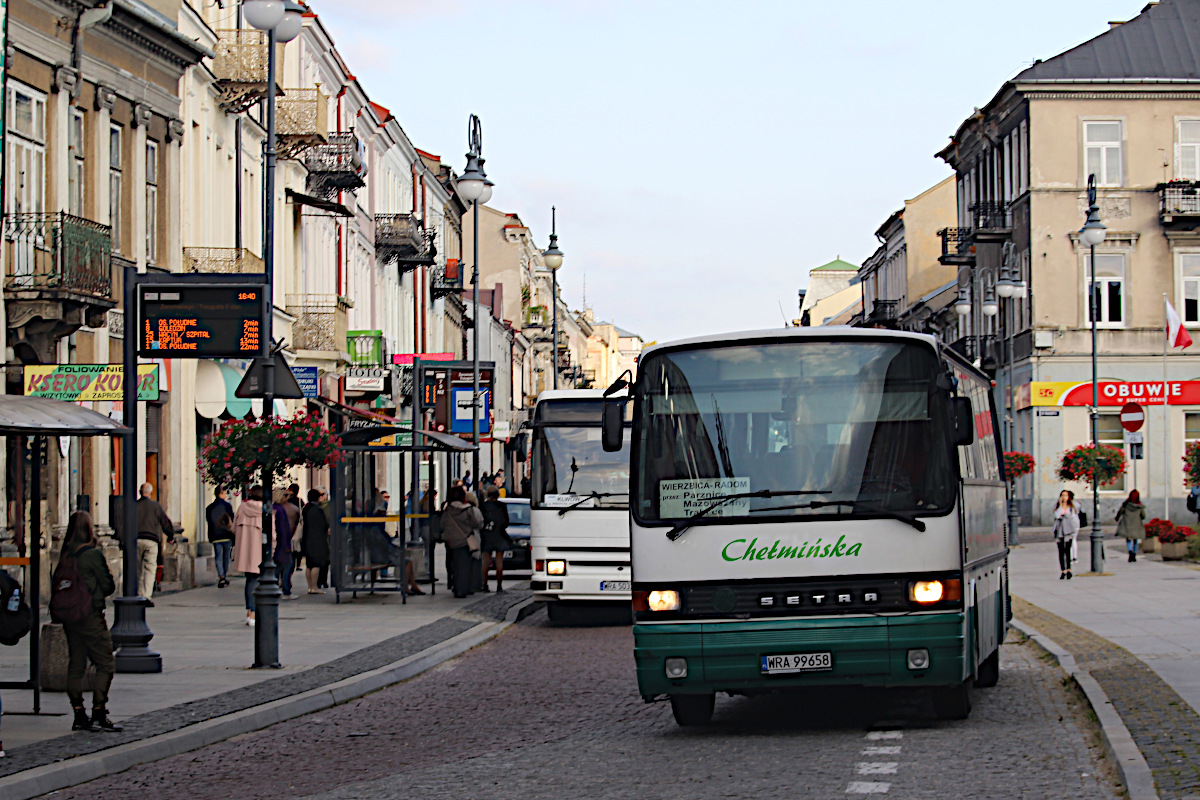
<box><xmin>1120</xmin><ymin>401</ymin><xmax>1145</xmax><ymax>432</ymax></box>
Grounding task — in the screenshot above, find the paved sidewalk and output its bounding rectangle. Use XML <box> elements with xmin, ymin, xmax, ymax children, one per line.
<box><xmin>1011</xmin><ymin>536</ymin><xmax>1200</xmax><ymax>799</ymax></box>
<box><xmin>0</xmin><ymin>562</ymin><xmax>528</xmax><ymax>756</ymax></box>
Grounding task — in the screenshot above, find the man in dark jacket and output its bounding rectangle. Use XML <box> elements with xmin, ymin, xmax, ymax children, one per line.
<box><xmin>206</xmin><ymin>487</ymin><xmax>235</xmax><ymax>588</ymax></box>
<box><xmin>136</xmin><ymin>483</ymin><xmax>174</xmax><ymax>605</ymax></box>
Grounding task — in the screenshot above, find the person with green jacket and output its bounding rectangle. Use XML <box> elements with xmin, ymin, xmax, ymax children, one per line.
<box><xmin>1115</xmin><ymin>489</ymin><xmax>1147</xmax><ymax>563</ymax></box>
<box><xmin>61</xmin><ymin>511</ymin><xmax>122</xmax><ymax>732</ymax></box>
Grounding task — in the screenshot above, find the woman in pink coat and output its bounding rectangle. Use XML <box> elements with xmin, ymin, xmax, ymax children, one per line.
<box><xmin>233</xmin><ymin>486</ymin><xmax>273</xmax><ymax>627</ymax></box>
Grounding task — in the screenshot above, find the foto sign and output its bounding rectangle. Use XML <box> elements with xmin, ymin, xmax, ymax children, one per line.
<box><xmin>345</xmin><ymin>367</ymin><xmax>389</xmax><ymax>393</ymax></box>
<box><xmin>24</xmin><ymin>364</ymin><xmax>159</xmax><ymax>401</ymax></box>
<box><xmin>139</xmin><ymin>284</ymin><xmax>266</xmax><ymax>358</ymax></box>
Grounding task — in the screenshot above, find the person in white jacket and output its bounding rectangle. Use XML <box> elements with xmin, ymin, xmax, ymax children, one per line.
<box><xmin>1053</xmin><ymin>489</ymin><xmax>1081</xmax><ymax>580</ymax></box>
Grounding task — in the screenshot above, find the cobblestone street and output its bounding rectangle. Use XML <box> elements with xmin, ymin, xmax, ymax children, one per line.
<box><xmin>43</xmin><ymin>612</ymin><xmax>1120</xmax><ymax>800</ymax></box>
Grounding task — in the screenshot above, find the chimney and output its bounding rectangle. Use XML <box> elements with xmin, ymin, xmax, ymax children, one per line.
<box><xmin>1108</xmin><ymin>20</ymin><xmax>1125</xmax><ymax>29</ymax></box>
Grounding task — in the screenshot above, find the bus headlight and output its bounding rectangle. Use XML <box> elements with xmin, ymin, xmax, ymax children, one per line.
<box><xmin>910</xmin><ymin>580</ymin><xmax>944</xmax><ymax>603</ymax></box>
<box><xmin>647</xmin><ymin>590</ymin><xmax>681</xmax><ymax>612</ymax></box>
<box><xmin>546</xmin><ymin>560</ymin><xmax>567</xmax><ymax>576</ymax></box>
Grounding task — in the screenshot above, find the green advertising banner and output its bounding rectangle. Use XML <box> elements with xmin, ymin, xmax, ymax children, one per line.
<box><xmin>24</xmin><ymin>364</ymin><xmax>160</xmax><ymax>401</ymax></box>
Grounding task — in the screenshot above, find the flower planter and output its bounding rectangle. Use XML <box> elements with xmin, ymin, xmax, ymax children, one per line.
<box><xmin>1142</xmin><ymin>536</ymin><xmax>1159</xmax><ymax>554</ymax></box>
<box><xmin>1161</xmin><ymin>541</ymin><xmax>1190</xmax><ymax>560</ymax></box>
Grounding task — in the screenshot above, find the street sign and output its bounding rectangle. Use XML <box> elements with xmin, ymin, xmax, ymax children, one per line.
<box><xmin>235</xmin><ymin>354</ymin><xmax>305</xmax><ymax>399</ymax></box>
<box><xmin>138</xmin><ymin>283</ymin><xmax>267</xmax><ymax>358</ymax></box>
<box><xmin>1120</xmin><ymin>401</ymin><xmax>1145</xmax><ymax>432</ymax></box>
<box><xmin>292</xmin><ymin>366</ymin><xmax>319</xmax><ymax>398</ymax></box>
<box><xmin>23</xmin><ymin>364</ymin><xmax>159</xmax><ymax>401</ymax></box>
<box><xmin>451</xmin><ymin>387</ymin><xmax>490</xmax><ymax>434</ymax></box>
<box><xmin>1123</xmin><ymin>430</ymin><xmax>1143</xmax><ymax>445</ymax></box>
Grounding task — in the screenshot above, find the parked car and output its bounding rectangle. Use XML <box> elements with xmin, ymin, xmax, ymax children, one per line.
<box><xmin>495</xmin><ymin>497</ymin><xmax>531</xmax><ymax>576</ymax></box>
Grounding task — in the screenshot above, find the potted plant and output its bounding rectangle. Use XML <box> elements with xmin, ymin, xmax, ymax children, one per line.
<box><xmin>1143</xmin><ymin>517</ymin><xmax>1173</xmax><ymax>554</ymax></box>
<box><xmin>1159</xmin><ymin>524</ymin><xmax>1195</xmax><ymax>561</ymax></box>
<box><xmin>1057</xmin><ymin>442</ymin><xmax>1127</xmax><ymax>489</ymax></box>
<box><xmin>199</xmin><ymin>412</ymin><xmax>343</xmax><ymax>490</ymax></box>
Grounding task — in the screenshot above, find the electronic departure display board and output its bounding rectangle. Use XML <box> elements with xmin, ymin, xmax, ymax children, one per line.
<box><xmin>138</xmin><ymin>284</ymin><xmax>267</xmax><ymax>358</ymax></box>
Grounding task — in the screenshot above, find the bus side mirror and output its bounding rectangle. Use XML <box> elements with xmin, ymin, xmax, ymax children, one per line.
<box><xmin>513</xmin><ymin>432</ymin><xmax>528</xmax><ymax>462</ymax></box>
<box><xmin>602</xmin><ymin>400</ymin><xmax>625</xmax><ymax>452</ymax></box>
<box><xmin>952</xmin><ymin>397</ymin><xmax>975</xmax><ymax>447</ymax></box>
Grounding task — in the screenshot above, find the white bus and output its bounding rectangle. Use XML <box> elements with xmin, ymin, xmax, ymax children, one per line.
<box><xmin>529</xmin><ymin>389</ymin><xmax>632</xmax><ymax>622</ymax></box>
<box><xmin>601</xmin><ymin>329</ymin><xmax>1008</xmax><ymax>725</ymax></box>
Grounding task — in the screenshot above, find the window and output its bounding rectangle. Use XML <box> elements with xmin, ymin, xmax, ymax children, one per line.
<box><xmin>6</xmin><ymin>83</ymin><xmax>45</xmax><ymax>215</ymax></box>
<box><xmin>1186</xmin><ymin>413</ymin><xmax>1200</xmax><ymax>455</ymax></box>
<box><xmin>1086</xmin><ymin>253</ymin><xmax>1125</xmax><ymax>327</ymax></box>
<box><xmin>1084</xmin><ymin>121</ymin><xmax>1123</xmax><ymax>186</ymax></box>
<box><xmin>109</xmin><ymin>125</ymin><xmax>122</xmax><ymax>253</ymax></box>
<box><xmin>68</xmin><ymin>109</ymin><xmax>85</xmax><ymax>216</ymax></box>
<box><xmin>1096</xmin><ymin>413</ymin><xmax>1127</xmax><ymax>492</ymax></box>
<box><xmin>145</xmin><ymin>140</ymin><xmax>158</xmax><ymax>264</ymax></box>
<box><xmin>1178</xmin><ymin>120</ymin><xmax>1200</xmax><ymax>181</ymax></box>
<box><xmin>1182</xmin><ymin>254</ymin><xmax>1200</xmax><ymax>324</ymax></box>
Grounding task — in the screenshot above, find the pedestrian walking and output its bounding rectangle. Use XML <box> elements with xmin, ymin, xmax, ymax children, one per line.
<box><xmin>1053</xmin><ymin>489</ymin><xmax>1081</xmax><ymax>580</ymax></box>
<box><xmin>54</xmin><ymin>511</ymin><xmax>122</xmax><ymax>732</ymax></box>
<box><xmin>206</xmin><ymin>487</ymin><xmax>235</xmax><ymax>588</ymax></box>
<box><xmin>233</xmin><ymin>486</ymin><xmax>271</xmax><ymax>627</ymax></box>
<box><xmin>494</xmin><ymin>469</ymin><xmax>507</xmax><ymax>498</ymax></box>
<box><xmin>441</xmin><ymin>485</ymin><xmax>483</xmax><ymax>598</ymax></box>
<box><xmin>136</xmin><ymin>483</ymin><xmax>174</xmax><ymax>605</ymax></box>
<box><xmin>301</xmin><ymin>488</ymin><xmax>330</xmax><ymax>594</ymax></box>
<box><xmin>273</xmin><ymin>490</ymin><xmax>295</xmax><ymax>599</ymax></box>
<box><xmin>480</xmin><ymin>486</ymin><xmax>513</xmax><ymax>593</ymax></box>
<box><xmin>462</xmin><ymin>471</ymin><xmax>473</xmax><ymax>492</ymax></box>
<box><xmin>1190</xmin><ymin>484</ymin><xmax>1200</xmax><ymax>525</ymax></box>
<box><xmin>1115</xmin><ymin>489</ymin><xmax>1147</xmax><ymax>562</ymax></box>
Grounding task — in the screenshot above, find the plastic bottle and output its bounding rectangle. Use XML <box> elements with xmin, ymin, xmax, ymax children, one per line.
<box><xmin>7</xmin><ymin>589</ymin><xmax>19</xmax><ymax>612</ymax></box>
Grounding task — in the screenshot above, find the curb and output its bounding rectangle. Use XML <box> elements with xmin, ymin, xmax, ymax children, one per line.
<box><xmin>1012</xmin><ymin>618</ymin><xmax>1158</xmax><ymax>800</ymax></box>
<box><xmin>0</xmin><ymin>597</ymin><xmax>536</xmax><ymax>800</ymax></box>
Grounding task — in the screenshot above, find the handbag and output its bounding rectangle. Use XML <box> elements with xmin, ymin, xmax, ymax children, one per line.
<box><xmin>466</xmin><ymin>532</ymin><xmax>481</xmax><ymax>553</ymax></box>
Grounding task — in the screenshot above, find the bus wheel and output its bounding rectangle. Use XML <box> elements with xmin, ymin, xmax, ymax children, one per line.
<box><xmin>670</xmin><ymin>693</ymin><xmax>715</xmax><ymax>726</ymax></box>
<box><xmin>932</xmin><ymin>680</ymin><xmax>972</xmax><ymax>720</ymax></box>
<box><xmin>975</xmin><ymin>648</ymin><xmax>1000</xmax><ymax>688</ymax></box>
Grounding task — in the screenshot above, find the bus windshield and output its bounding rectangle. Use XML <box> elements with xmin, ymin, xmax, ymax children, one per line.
<box><xmin>532</xmin><ymin>426</ymin><xmax>630</xmax><ymax>510</ymax></box>
<box><xmin>634</xmin><ymin>339</ymin><xmax>958</xmax><ymax>524</ymax></box>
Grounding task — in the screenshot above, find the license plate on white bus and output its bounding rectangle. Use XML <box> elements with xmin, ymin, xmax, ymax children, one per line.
<box><xmin>600</xmin><ymin>581</ymin><xmax>631</xmax><ymax>592</ymax></box>
<box><xmin>761</xmin><ymin>652</ymin><xmax>833</xmax><ymax>674</ymax></box>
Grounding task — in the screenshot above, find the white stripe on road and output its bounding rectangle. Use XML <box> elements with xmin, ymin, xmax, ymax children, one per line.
<box><xmin>862</xmin><ymin>746</ymin><xmax>901</xmax><ymax>755</ymax></box>
<box><xmin>846</xmin><ymin>782</ymin><xmax>891</xmax><ymax>794</ymax></box>
<box><xmin>856</xmin><ymin>762</ymin><xmax>899</xmax><ymax>775</ymax></box>
<box><xmin>865</xmin><ymin>730</ymin><xmax>903</xmax><ymax>740</ymax></box>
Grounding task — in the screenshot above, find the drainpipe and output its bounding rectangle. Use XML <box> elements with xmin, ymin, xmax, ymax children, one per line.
<box><xmin>335</xmin><ymin>84</ymin><xmax>348</xmax><ymax>296</ymax></box>
<box><xmin>71</xmin><ymin>2</ymin><xmax>113</xmax><ymax>98</ymax></box>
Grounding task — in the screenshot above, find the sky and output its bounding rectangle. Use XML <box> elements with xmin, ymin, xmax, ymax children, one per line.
<box><xmin>314</xmin><ymin>0</ymin><xmax>1145</xmax><ymax>343</ymax></box>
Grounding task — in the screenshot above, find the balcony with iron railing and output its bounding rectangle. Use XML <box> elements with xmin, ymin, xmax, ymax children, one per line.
<box><xmin>970</xmin><ymin>201</ymin><xmax>1012</xmax><ymax>244</ymax></box>
<box><xmin>937</xmin><ymin>227</ymin><xmax>976</xmax><ymax>266</ymax></box>
<box><xmin>347</xmin><ymin>330</ymin><xmax>386</xmax><ymax>366</ymax></box>
<box><xmin>183</xmin><ymin>247</ymin><xmax>265</xmax><ymax>275</ymax></box>
<box><xmin>431</xmin><ymin>260</ymin><xmax>463</xmax><ymax>299</ymax></box>
<box><xmin>4</xmin><ymin>212</ymin><xmax>113</xmax><ymax>297</ymax></box>
<box><xmin>377</xmin><ymin>220</ymin><xmax>436</xmax><ymax>273</ymax></box>
<box><xmin>305</xmin><ymin>132</ymin><xmax>366</xmax><ymax>198</ymax></box>
<box><xmin>1158</xmin><ymin>181</ymin><xmax>1200</xmax><ymax>227</ymax></box>
<box><xmin>286</xmin><ymin>294</ymin><xmax>348</xmax><ymax>355</ymax></box>
<box><xmin>556</xmin><ymin>346</ymin><xmax>572</xmax><ymax>371</ymax></box>
<box><xmin>277</xmin><ymin>88</ymin><xmax>328</xmax><ymax>158</ymax></box>
<box><xmin>211</xmin><ymin>29</ymin><xmax>279</xmax><ymax>113</ymax></box>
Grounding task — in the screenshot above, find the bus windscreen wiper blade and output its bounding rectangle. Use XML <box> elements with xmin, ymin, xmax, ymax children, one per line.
<box><xmin>665</xmin><ymin>489</ymin><xmax>831</xmax><ymax>541</ymax></box>
<box><xmin>556</xmin><ymin>491</ymin><xmax>629</xmax><ymax>517</ymax></box>
<box><xmin>746</xmin><ymin>498</ymin><xmax>927</xmax><ymax>532</ymax></box>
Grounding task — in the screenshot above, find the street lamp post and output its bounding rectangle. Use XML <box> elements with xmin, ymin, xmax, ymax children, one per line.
<box><xmin>542</xmin><ymin>208</ymin><xmax>563</xmax><ymax>389</ymax></box>
<box><xmin>244</xmin><ymin>0</ymin><xmax>303</xmax><ymax>668</ymax></box>
<box><xmin>1080</xmin><ymin>174</ymin><xmax>1108</xmax><ymax>574</ymax></box>
<box><xmin>458</xmin><ymin>115</ymin><xmax>492</xmax><ymax>488</ymax></box>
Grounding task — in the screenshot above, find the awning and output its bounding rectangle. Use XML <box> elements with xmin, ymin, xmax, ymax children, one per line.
<box><xmin>0</xmin><ymin>395</ymin><xmax>130</xmax><ymax>436</ymax></box>
<box><xmin>286</xmin><ymin>188</ymin><xmax>353</xmax><ymax>218</ymax></box>
<box><xmin>195</xmin><ymin>360</ymin><xmax>286</xmax><ymax>419</ymax></box>
<box><xmin>314</xmin><ymin>397</ymin><xmax>476</xmax><ymax>452</ymax></box>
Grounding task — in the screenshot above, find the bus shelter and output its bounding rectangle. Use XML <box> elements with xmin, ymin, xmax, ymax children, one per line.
<box><xmin>0</xmin><ymin>395</ymin><xmax>128</xmax><ymax>713</ymax></box>
<box><xmin>331</xmin><ymin>423</ymin><xmax>475</xmax><ymax>604</ymax></box>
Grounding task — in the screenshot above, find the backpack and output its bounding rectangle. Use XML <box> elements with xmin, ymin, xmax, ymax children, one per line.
<box><xmin>1189</xmin><ymin>490</ymin><xmax>1198</xmax><ymax>514</ymax></box>
<box><xmin>49</xmin><ymin>548</ymin><xmax>95</xmax><ymax>624</ymax></box>
<box><xmin>0</xmin><ymin>571</ymin><xmax>31</xmax><ymax>646</ymax></box>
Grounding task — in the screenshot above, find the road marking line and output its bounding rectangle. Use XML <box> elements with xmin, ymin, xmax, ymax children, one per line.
<box><xmin>862</xmin><ymin>746</ymin><xmax>901</xmax><ymax>755</ymax></box>
<box><xmin>865</xmin><ymin>730</ymin><xmax>903</xmax><ymax>740</ymax></box>
<box><xmin>846</xmin><ymin>781</ymin><xmax>891</xmax><ymax>794</ymax></box>
<box><xmin>856</xmin><ymin>762</ymin><xmax>899</xmax><ymax>775</ymax></box>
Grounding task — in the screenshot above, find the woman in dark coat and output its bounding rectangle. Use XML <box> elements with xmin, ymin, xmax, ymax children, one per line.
<box><xmin>480</xmin><ymin>486</ymin><xmax>513</xmax><ymax>593</ymax></box>
<box><xmin>301</xmin><ymin>489</ymin><xmax>330</xmax><ymax>594</ymax></box>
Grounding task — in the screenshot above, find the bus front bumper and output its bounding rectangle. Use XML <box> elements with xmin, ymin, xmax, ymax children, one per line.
<box><xmin>634</xmin><ymin>613</ymin><xmax>965</xmax><ymax>698</ymax></box>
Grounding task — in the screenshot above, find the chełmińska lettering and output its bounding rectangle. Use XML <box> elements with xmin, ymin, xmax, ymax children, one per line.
<box><xmin>721</xmin><ymin>535</ymin><xmax>863</xmax><ymax>562</ymax></box>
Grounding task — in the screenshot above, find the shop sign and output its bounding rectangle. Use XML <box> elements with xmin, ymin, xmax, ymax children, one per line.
<box><xmin>24</xmin><ymin>364</ymin><xmax>159</xmax><ymax>401</ymax></box>
<box><xmin>292</xmin><ymin>366</ymin><xmax>319</xmax><ymax>399</ymax></box>
<box><xmin>345</xmin><ymin>367</ymin><xmax>389</xmax><ymax>393</ymax></box>
<box><xmin>1029</xmin><ymin>380</ymin><xmax>1200</xmax><ymax>407</ymax></box>
<box><xmin>392</xmin><ymin>352</ymin><xmax>455</xmax><ymax>365</ymax></box>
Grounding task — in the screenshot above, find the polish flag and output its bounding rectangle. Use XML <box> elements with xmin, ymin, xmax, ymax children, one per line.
<box><xmin>1167</xmin><ymin>300</ymin><xmax>1194</xmax><ymax>349</ymax></box>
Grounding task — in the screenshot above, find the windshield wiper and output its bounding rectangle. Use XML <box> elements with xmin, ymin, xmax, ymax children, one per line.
<box><xmin>556</xmin><ymin>491</ymin><xmax>629</xmax><ymax>517</ymax></box>
<box><xmin>745</xmin><ymin>498</ymin><xmax>927</xmax><ymax>532</ymax></box>
<box><xmin>665</xmin><ymin>490</ymin><xmax>831</xmax><ymax>541</ymax></box>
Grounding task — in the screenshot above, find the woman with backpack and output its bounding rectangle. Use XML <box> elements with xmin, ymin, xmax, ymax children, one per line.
<box><xmin>53</xmin><ymin>511</ymin><xmax>122</xmax><ymax>732</ymax></box>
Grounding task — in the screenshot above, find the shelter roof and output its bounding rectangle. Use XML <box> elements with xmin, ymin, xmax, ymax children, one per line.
<box><xmin>0</xmin><ymin>395</ymin><xmax>128</xmax><ymax>436</ymax></box>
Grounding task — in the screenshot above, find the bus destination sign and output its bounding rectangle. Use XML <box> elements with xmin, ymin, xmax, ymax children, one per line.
<box><xmin>138</xmin><ymin>284</ymin><xmax>267</xmax><ymax>358</ymax></box>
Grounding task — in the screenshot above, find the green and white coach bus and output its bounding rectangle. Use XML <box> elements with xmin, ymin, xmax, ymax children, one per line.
<box><xmin>600</xmin><ymin>328</ymin><xmax>1008</xmax><ymax>725</ymax></box>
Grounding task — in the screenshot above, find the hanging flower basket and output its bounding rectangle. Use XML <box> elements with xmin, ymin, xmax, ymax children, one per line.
<box><xmin>199</xmin><ymin>413</ymin><xmax>343</xmax><ymax>490</ymax></box>
<box><xmin>1003</xmin><ymin>451</ymin><xmax>1035</xmax><ymax>483</ymax></box>
<box><xmin>1057</xmin><ymin>442</ymin><xmax>1126</xmax><ymax>488</ymax></box>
